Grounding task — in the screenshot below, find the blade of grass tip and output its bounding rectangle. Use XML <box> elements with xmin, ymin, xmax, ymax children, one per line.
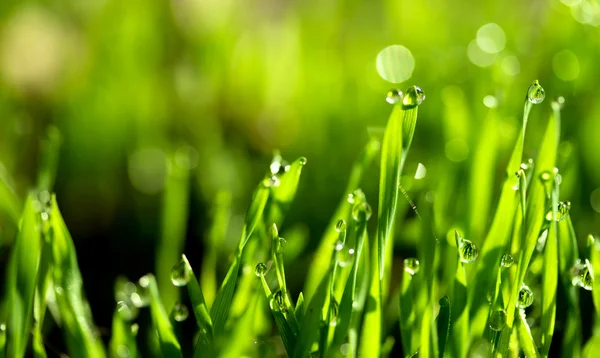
<box><xmin>450</xmin><ymin>231</ymin><xmax>469</xmax><ymax>358</ymax></box>
<box><xmin>36</xmin><ymin>126</ymin><xmax>62</xmax><ymax>192</ymax></box>
<box><xmin>0</xmin><ymin>165</ymin><xmax>21</xmax><ymax>227</ymax></box>
<box><xmin>516</xmin><ymin>309</ymin><xmax>540</xmax><ymax>357</ymax></box>
<box><xmin>6</xmin><ymin>195</ymin><xmax>42</xmax><ymax>358</ymax></box>
<box><xmin>540</xmin><ymin>175</ymin><xmax>559</xmax><ymax>357</ymax></box>
<box><xmin>377</xmin><ymin>86</ymin><xmax>423</xmax><ymax>282</ymax></box>
<box><xmin>268</xmin><ymin>156</ymin><xmax>307</xmax><ymax>226</ymax></box>
<box><xmin>209</xmin><ymin>181</ymin><xmax>269</xmax><ymax>337</ymax></box>
<box><xmin>295</xmin><ymin>292</ymin><xmax>305</xmax><ymax>324</ymax></box>
<box><xmin>109</xmin><ymin>311</ymin><xmax>139</xmax><ymax>358</ymax></box>
<box><xmin>142</xmin><ymin>274</ymin><xmax>182</xmax><ymax>357</ymax></box>
<box><xmin>469</xmin><ymin>81</ymin><xmax>540</xmax><ymax>335</ymax></box>
<box><xmin>179</xmin><ymin>255</ymin><xmax>213</xmax><ymax>350</ymax></box>
<box><xmin>499</xmin><ymin>81</ymin><xmax>556</xmax><ymax>356</ymax></box>
<box><xmin>49</xmin><ymin>196</ymin><xmax>106</xmax><ymax>357</ymax></box>
<box><xmin>558</xmin><ymin>216</ymin><xmax>582</xmax><ymax>357</ymax></box>
<box><xmin>591</xmin><ymin>235</ymin><xmax>600</xmax><ymax>317</ymax></box>
<box><xmin>305</xmin><ymin>138</ymin><xmax>380</xmax><ymax>300</ymax></box>
<box><xmin>293</xmin><ymin>267</ymin><xmax>333</xmax><ymax>358</ymax></box>
<box><xmin>436</xmin><ymin>296</ymin><xmax>451</xmax><ymax>358</ymax></box>
<box><xmin>202</xmin><ymin>191</ymin><xmax>231</xmax><ymax>306</ymax></box>
<box><xmin>156</xmin><ymin>150</ymin><xmax>191</xmax><ymax>311</ymax></box>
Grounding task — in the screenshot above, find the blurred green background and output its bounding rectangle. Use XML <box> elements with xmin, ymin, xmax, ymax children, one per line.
<box><xmin>0</xmin><ymin>0</ymin><xmax>599</xmax><ymax>352</ymax></box>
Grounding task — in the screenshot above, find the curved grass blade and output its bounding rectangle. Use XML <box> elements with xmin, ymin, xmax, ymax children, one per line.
<box><xmin>304</xmin><ymin>138</ymin><xmax>379</xmax><ymax>300</ymax></box>
<box><xmin>208</xmin><ymin>182</ymin><xmax>269</xmax><ymax>337</ymax></box>
<box><xmin>6</xmin><ymin>195</ymin><xmax>42</xmax><ymax>358</ymax></box>
<box><xmin>49</xmin><ymin>196</ymin><xmax>106</xmax><ymax>357</ymax></box>
<box><xmin>180</xmin><ymin>255</ymin><xmax>213</xmax><ymax>350</ymax></box>
<box><xmin>143</xmin><ymin>274</ymin><xmax>182</xmax><ymax>357</ymax></box>
<box><xmin>436</xmin><ymin>296</ymin><xmax>451</xmax><ymax>358</ymax></box>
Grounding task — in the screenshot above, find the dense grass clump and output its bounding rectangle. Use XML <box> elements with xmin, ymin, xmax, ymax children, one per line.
<box><xmin>1</xmin><ymin>80</ymin><xmax>599</xmax><ymax>358</ymax></box>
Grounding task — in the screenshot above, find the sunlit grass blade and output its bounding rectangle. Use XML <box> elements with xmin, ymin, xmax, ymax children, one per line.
<box><xmin>36</xmin><ymin>126</ymin><xmax>62</xmax><ymax>192</ymax></box>
<box><xmin>179</xmin><ymin>255</ymin><xmax>213</xmax><ymax>350</ymax></box>
<box><xmin>451</xmin><ymin>231</ymin><xmax>469</xmax><ymax>358</ymax></box>
<box><xmin>209</xmin><ymin>182</ymin><xmax>269</xmax><ymax>338</ymax></box>
<box><xmin>6</xmin><ymin>195</ymin><xmax>42</xmax><ymax>358</ymax></box>
<box><xmin>32</xmin><ymin>220</ymin><xmax>55</xmax><ymax>358</ymax></box>
<box><xmin>377</xmin><ymin>94</ymin><xmax>421</xmax><ymax>281</ymax></box>
<box><xmin>540</xmin><ymin>175</ymin><xmax>559</xmax><ymax>357</ymax></box>
<box><xmin>156</xmin><ymin>151</ymin><xmax>191</xmax><ymax>311</ymax></box>
<box><xmin>305</xmin><ymin>138</ymin><xmax>379</xmax><ymax>300</ymax></box>
<box><xmin>268</xmin><ymin>156</ymin><xmax>307</xmax><ymax>226</ymax></box>
<box><xmin>359</xmin><ymin>225</ymin><xmax>383</xmax><ymax>358</ymax></box>
<box><xmin>516</xmin><ymin>309</ymin><xmax>539</xmax><ymax>357</ymax></box>
<box><xmin>202</xmin><ymin>191</ymin><xmax>231</xmax><ymax>306</ymax></box>
<box><xmin>583</xmin><ymin>335</ymin><xmax>600</xmax><ymax>358</ymax></box>
<box><xmin>399</xmin><ymin>264</ymin><xmax>422</xmax><ymax>356</ymax></box>
<box><xmin>436</xmin><ymin>296</ymin><xmax>451</xmax><ymax>358</ymax></box>
<box><xmin>142</xmin><ymin>274</ymin><xmax>182</xmax><ymax>357</ymax></box>
<box><xmin>558</xmin><ymin>216</ymin><xmax>582</xmax><ymax>357</ymax></box>
<box><xmin>590</xmin><ymin>235</ymin><xmax>600</xmax><ymax>316</ymax></box>
<box><xmin>109</xmin><ymin>311</ymin><xmax>139</xmax><ymax>358</ymax></box>
<box><xmin>49</xmin><ymin>196</ymin><xmax>106</xmax><ymax>357</ymax></box>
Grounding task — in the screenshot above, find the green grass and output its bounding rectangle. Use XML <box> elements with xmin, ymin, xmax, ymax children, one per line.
<box><xmin>1</xmin><ymin>80</ymin><xmax>599</xmax><ymax>358</ymax></box>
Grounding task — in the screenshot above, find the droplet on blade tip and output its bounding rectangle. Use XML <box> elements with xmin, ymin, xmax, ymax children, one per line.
<box><xmin>527</xmin><ymin>80</ymin><xmax>545</xmax><ymax>104</ymax></box>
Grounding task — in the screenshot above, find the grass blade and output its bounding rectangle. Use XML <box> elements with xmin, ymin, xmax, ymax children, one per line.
<box><xmin>516</xmin><ymin>309</ymin><xmax>539</xmax><ymax>357</ymax></box>
<box><xmin>6</xmin><ymin>195</ymin><xmax>42</xmax><ymax>358</ymax></box>
<box><xmin>293</xmin><ymin>272</ymin><xmax>331</xmax><ymax>358</ymax></box>
<box><xmin>109</xmin><ymin>311</ymin><xmax>139</xmax><ymax>358</ymax></box>
<box><xmin>36</xmin><ymin>126</ymin><xmax>62</xmax><ymax>192</ymax></box>
<box><xmin>436</xmin><ymin>296</ymin><xmax>451</xmax><ymax>358</ymax></box>
<box><xmin>143</xmin><ymin>274</ymin><xmax>182</xmax><ymax>357</ymax></box>
<box><xmin>0</xmin><ymin>167</ymin><xmax>21</xmax><ymax>227</ymax></box>
<box><xmin>268</xmin><ymin>156</ymin><xmax>307</xmax><ymax>226</ymax></box>
<box><xmin>49</xmin><ymin>196</ymin><xmax>106</xmax><ymax>357</ymax></box>
<box><xmin>180</xmin><ymin>255</ymin><xmax>213</xmax><ymax>350</ymax></box>
<box><xmin>209</xmin><ymin>181</ymin><xmax>269</xmax><ymax>339</ymax></box>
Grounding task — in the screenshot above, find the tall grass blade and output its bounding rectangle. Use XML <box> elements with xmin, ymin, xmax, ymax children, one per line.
<box><xmin>144</xmin><ymin>274</ymin><xmax>182</xmax><ymax>357</ymax></box>
<box><xmin>180</xmin><ymin>255</ymin><xmax>213</xmax><ymax>350</ymax></box>
<box><xmin>436</xmin><ymin>296</ymin><xmax>451</xmax><ymax>358</ymax></box>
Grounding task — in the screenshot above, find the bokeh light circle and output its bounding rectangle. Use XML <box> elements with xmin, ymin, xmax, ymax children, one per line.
<box><xmin>476</xmin><ymin>23</ymin><xmax>506</xmax><ymax>54</ymax></box>
<box><xmin>552</xmin><ymin>50</ymin><xmax>580</xmax><ymax>81</ymax></box>
<box><xmin>376</xmin><ymin>45</ymin><xmax>415</xmax><ymax>83</ymax></box>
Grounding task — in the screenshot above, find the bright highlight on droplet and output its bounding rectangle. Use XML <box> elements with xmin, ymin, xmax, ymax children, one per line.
<box><xmin>467</xmin><ymin>40</ymin><xmax>497</xmax><ymax>68</ymax></box>
<box><xmin>483</xmin><ymin>95</ymin><xmax>497</xmax><ymax>108</ymax></box>
<box><xmin>552</xmin><ymin>50</ymin><xmax>580</xmax><ymax>81</ymax></box>
<box><xmin>476</xmin><ymin>23</ymin><xmax>506</xmax><ymax>54</ymax></box>
<box><xmin>415</xmin><ymin>163</ymin><xmax>427</xmax><ymax>179</ymax></box>
<box><xmin>376</xmin><ymin>45</ymin><xmax>415</xmax><ymax>83</ymax></box>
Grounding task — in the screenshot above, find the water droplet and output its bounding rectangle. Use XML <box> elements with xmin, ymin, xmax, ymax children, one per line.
<box><xmin>459</xmin><ymin>239</ymin><xmax>479</xmax><ymax>264</ymax></box>
<box><xmin>335</xmin><ymin>219</ymin><xmax>347</xmax><ymax>233</ymax></box>
<box><xmin>518</xmin><ymin>284</ymin><xmax>534</xmax><ymax>308</ymax></box>
<box><xmin>0</xmin><ymin>323</ymin><xmax>6</xmax><ymax>331</ymax></box>
<box><xmin>500</xmin><ymin>254</ymin><xmax>514</xmax><ymax>268</ymax></box>
<box><xmin>170</xmin><ymin>260</ymin><xmax>191</xmax><ymax>287</ymax></box>
<box><xmin>270</xmin><ymin>290</ymin><xmax>286</xmax><ymax>312</ymax></box>
<box><xmin>40</xmin><ymin>212</ymin><xmax>49</xmax><ymax>221</ymax></box>
<box><xmin>270</xmin><ymin>156</ymin><xmax>289</xmax><ymax>175</ymax></box>
<box><xmin>488</xmin><ymin>309</ymin><xmax>507</xmax><ymax>331</ymax></box>
<box><xmin>173</xmin><ymin>302</ymin><xmax>189</xmax><ymax>322</ymax></box>
<box><xmin>255</xmin><ymin>262</ymin><xmax>267</xmax><ymax>277</ymax></box>
<box><xmin>540</xmin><ymin>170</ymin><xmax>553</xmax><ymax>182</ymax></box>
<box><xmin>352</xmin><ymin>202</ymin><xmax>372</xmax><ymax>222</ymax></box>
<box><xmin>486</xmin><ymin>291</ymin><xmax>493</xmax><ymax>304</ymax></box>
<box><xmin>403</xmin><ymin>257</ymin><xmax>420</xmax><ymax>275</ymax></box>
<box><xmin>545</xmin><ymin>201</ymin><xmax>571</xmax><ymax>221</ymax></box>
<box><xmin>117</xmin><ymin>300</ymin><xmax>139</xmax><ymax>321</ymax></box>
<box><xmin>414</xmin><ymin>163</ymin><xmax>427</xmax><ymax>179</ymax></box>
<box><xmin>552</xmin><ymin>96</ymin><xmax>565</xmax><ymax>111</ymax></box>
<box><xmin>335</xmin><ymin>241</ymin><xmax>355</xmax><ymax>267</ymax></box>
<box><xmin>263</xmin><ymin>175</ymin><xmax>280</xmax><ymax>188</ymax></box>
<box><xmin>402</xmin><ymin>86</ymin><xmax>426</xmax><ymax>109</ymax></box>
<box><xmin>386</xmin><ymin>89</ymin><xmax>403</xmax><ymax>104</ymax></box>
<box><xmin>570</xmin><ymin>259</ymin><xmax>593</xmax><ymax>291</ymax></box>
<box><xmin>527</xmin><ymin>80</ymin><xmax>545</xmax><ymax>104</ymax></box>
<box><xmin>298</xmin><ymin>157</ymin><xmax>308</xmax><ymax>166</ymax></box>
